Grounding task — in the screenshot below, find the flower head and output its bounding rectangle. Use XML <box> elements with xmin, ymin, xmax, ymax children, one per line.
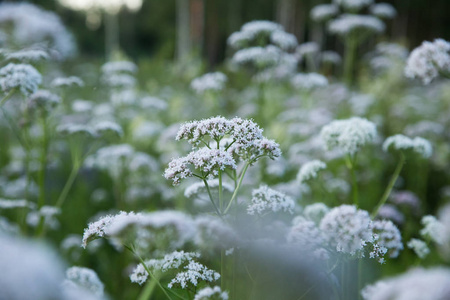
<box><xmin>0</xmin><ymin>63</ymin><xmax>42</xmax><ymax>96</ymax></box>
<box><xmin>320</xmin><ymin>117</ymin><xmax>377</xmax><ymax>156</ymax></box>
<box><xmin>247</xmin><ymin>185</ymin><xmax>295</xmax><ymax>216</ymax></box>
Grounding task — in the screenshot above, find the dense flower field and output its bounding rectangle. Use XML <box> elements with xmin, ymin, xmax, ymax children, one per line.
<box><xmin>1</xmin><ymin>1</ymin><xmax>450</xmax><ymax>300</ymax></box>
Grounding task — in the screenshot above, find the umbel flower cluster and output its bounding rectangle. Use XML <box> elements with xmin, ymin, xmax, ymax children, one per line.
<box><xmin>165</xmin><ymin>116</ymin><xmax>281</xmax><ymax>185</ymax></box>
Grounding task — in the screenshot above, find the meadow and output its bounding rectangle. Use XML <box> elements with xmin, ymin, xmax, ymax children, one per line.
<box><xmin>0</xmin><ymin>1</ymin><xmax>450</xmax><ymax>300</ymax></box>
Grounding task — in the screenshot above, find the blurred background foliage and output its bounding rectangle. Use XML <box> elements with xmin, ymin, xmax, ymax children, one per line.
<box><xmin>13</xmin><ymin>0</ymin><xmax>450</xmax><ymax>66</ymax></box>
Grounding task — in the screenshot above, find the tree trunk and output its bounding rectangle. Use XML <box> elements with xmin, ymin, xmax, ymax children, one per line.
<box><xmin>176</xmin><ymin>0</ymin><xmax>191</xmax><ymax>61</ymax></box>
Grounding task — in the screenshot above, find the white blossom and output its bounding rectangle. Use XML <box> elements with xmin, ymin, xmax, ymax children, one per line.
<box><xmin>270</xmin><ymin>30</ymin><xmax>298</xmax><ymax>51</ymax></box>
<box><xmin>382</xmin><ymin>134</ymin><xmax>432</xmax><ymax>158</ymax></box>
<box><xmin>320</xmin><ymin>117</ymin><xmax>377</xmax><ymax>156</ymax></box>
<box><xmin>0</xmin><ymin>3</ymin><xmax>76</xmax><ymax>59</ymax></box>
<box><xmin>290</xmin><ymin>73</ymin><xmax>328</xmax><ymax>90</ymax></box>
<box><xmin>407</xmin><ymin>238</ymin><xmax>430</xmax><ymax>259</ymax></box>
<box><xmin>194</xmin><ymin>286</ymin><xmax>229</xmax><ymax>300</ymax></box>
<box><xmin>372</xmin><ymin>220</ymin><xmax>403</xmax><ymax>260</ymax></box>
<box><xmin>4</xmin><ymin>49</ymin><xmax>49</xmax><ymax>63</ymax></box>
<box><xmin>240</xmin><ymin>20</ymin><xmax>283</xmax><ymax>37</ymax></box>
<box><xmin>328</xmin><ymin>14</ymin><xmax>385</xmax><ymax>36</ymax></box>
<box><xmin>64</xmin><ymin>266</ymin><xmax>104</xmax><ymax>297</ymax></box>
<box><xmin>310</xmin><ymin>4</ymin><xmax>339</xmax><ymax>22</ymax></box>
<box><xmin>0</xmin><ymin>63</ymin><xmax>41</xmax><ymax>96</ymax></box>
<box><xmin>405</xmin><ymin>38</ymin><xmax>450</xmax><ymax>84</ymax></box>
<box><xmin>101</xmin><ymin>61</ymin><xmax>137</xmax><ymax>74</ymax></box>
<box><xmin>51</xmin><ymin>76</ymin><xmax>84</xmax><ymax>88</ymax></box>
<box><xmin>232</xmin><ymin>45</ymin><xmax>282</xmax><ymax>69</ymax></box>
<box><xmin>370</xmin><ymin>3</ymin><xmax>397</xmax><ymax>19</ymax></box>
<box><xmin>296</xmin><ymin>160</ymin><xmax>327</xmax><ymax>184</ymax></box>
<box><xmin>420</xmin><ymin>215</ymin><xmax>445</xmax><ymax>245</ymax></box>
<box><xmin>303</xmin><ymin>203</ymin><xmax>330</xmax><ymax>224</ymax></box>
<box><xmin>247</xmin><ymin>185</ymin><xmax>295</xmax><ymax>216</ymax></box>
<box><xmin>320</xmin><ymin>205</ymin><xmax>373</xmax><ymax>255</ymax></box>
<box><xmin>168</xmin><ymin>261</ymin><xmax>220</xmax><ymax>289</ymax></box>
<box><xmin>191</xmin><ymin>72</ymin><xmax>227</xmax><ymax>94</ymax></box>
<box><xmin>362</xmin><ymin>268</ymin><xmax>450</xmax><ymax>300</ymax></box>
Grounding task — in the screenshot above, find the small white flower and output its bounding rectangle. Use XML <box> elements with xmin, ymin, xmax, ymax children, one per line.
<box><xmin>405</xmin><ymin>38</ymin><xmax>450</xmax><ymax>84</ymax></box>
<box><xmin>328</xmin><ymin>14</ymin><xmax>385</xmax><ymax>36</ymax></box>
<box><xmin>101</xmin><ymin>60</ymin><xmax>137</xmax><ymax>74</ymax></box>
<box><xmin>191</xmin><ymin>72</ymin><xmax>227</xmax><ymax>94</ymax></box>
<box><xmin>370</xmin><ymin>3</ymin><xmax>397</xmax><ymax>19</ymax></box>
<box><xmin>247</xmin><ymin>185</ymin><xmax>295</xmax><ymax>216</ymax></box>
<box><xmin>382</xmin><ymin>134</ymin><xmax>432</xmax><ymax>158</ymax></box>
<box><xmin>333</xmin><ymin>0</ymin><xmax>374</xmax><ymax>11</ymax></box>
<box><xmin>194</xmin><ymin>286</ymin><xmax>229</xmax><ymax>300</ymax></box>
<box><xmin>310</xmin><ymin>4</ymin><xmax>339</xmax><ymax>22</ymax></box>
<box><xmin>362</xmin><ymin>267</ymin><xmax>450</xmax><ymax>300</ymax></box>
<box><xmin>290</xmin><ymin>72</ymin><xmax>328</xmax><ymax>90</ymax></box>
<box><xmin>64</xmin><ymin>266</ymin><xmax>104</xmax><ymax>297</ymax></box>
<box><xmin>296</xmin><ymin>160</ymin><xmax>327</xmax><ymax>184</ymax></box>
<box><xmin>420</xmin><ymin>215</ymin><xmax>445</xmax><ymax>245</ymax></box>
<box><xmin>0</xmin><ymin>63</ymin><xmax>42</xmax><ymax>96</ymax></box>
<box><xmin>407</xmin><ymin>238</ymin><xmax>430</xmax><ymax>259</ymax></box>
<box><xmin>320</xmin><ymin>117</ymin><xmax>377</xmax><ymax>156</ymax></box>
<box><xmin>51</xmin><ymin>76</ymin><xmax>84</xmax><ymax>88</ymax></box>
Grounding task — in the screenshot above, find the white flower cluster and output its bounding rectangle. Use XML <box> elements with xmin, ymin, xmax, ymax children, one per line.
<box><xmin>194</xmin><ymin>286</ymin><xmax>229</xmax><ymax>300</ymax></box>
<box><xmin>371</xmin><ymin>220</ymin><xmax>404</xmax><ymax>262</ymax></box>
<box><xmin>328</xmin><ymin>14</ymin><xmax>385</xmax><ymax>36</ymax></box>
<box><xmin>247</xmin><ymin>185</ymin><xmax>295</xmax><ymax>216</ymax></box>
<box><xmin>164</xmin><ymin>148</ymin><xmax>237</xmax><ymax>185</ymax></box>
<box><xmin>101</xmin><ymin>61</ymin><xmax>138</xmax><ymax>74</ymax></box>
<box><xmin>51</xmin><ymin>76</ymin><xmax>84</xmax><ymax>88</ymax></box>
<box><xmin>228</xmin><ymin>20</ymin><xmax>296</xmax><ymax>51</ymax></box>
<box><xmin>320</xmin><ymin>205</ymin><xmax>373</xmax><ymax>255</ymax></box>
<box><xmin>310</xmin><ymin>4</ymin><xmax>339</xmax><ymax>22</ymax></box>
<box><xmin>4</xmin><ymin>49</ymin><xmax>49</xmax><ymax>63</ymax></box>
<box><xmin>296</xmin><ymin>160</ymin><xmax>327</xmax><ymax>184</ymax></box>
<box><xmin>64</xmin><ymin>266</ymin><xmax>104</xmax><ymax>297</ymax></box>
<box><xmin>270</xmin><ymin>30</ymin><xmax>299</xmax><ymax>51</ymax></box>
<box><xmin>0</xmin><ymin>198</ymin><xmax>34</xmax><ymax>209</ymax></box>
<box><xmin>168</xmin><ymin>261</ymin><xmax>221</xmax><ymax>289</ymax></box>
<box><xmin>321</xmin><ymin>51</ymin><xmax>342</xmax><ymax>65</ymax></box>
<box><xmin>287</xmin><ymin>218</ymin><xmax>326</xmax><ymax>252</ymax></box>
<box><xmin>232</xmin><ymin>45</ymin><xmax>282</xmax><ymax>69</ymax></box>
<box><xmin>130</xmin><ymin>251</ymin><xmax>200</xmax><ymax>285</ymax></box>
<box><xmin>27</xmin><ymin>90</ymin><xmax>61</xmax><ymax>113</ymax></box>
<box><xmin>101</xmin><ymin>60</ymin><xmax>137</xmax><ymax>88</ymax></box>
<box><xmin>0</xmin><ymin>63</ymin><xmax>42</xmax><ymax>96</ymax></box>
<box><xmin>303</xmin><ymin>203</ymin><xmax>330</xmax><ymax>224</ymax></box>
<box><xmin>190</xmin><ymin>72</ymin><xmax>227</xmax><ymax>94</ymax></box>
<box><xmin>0</xmin><ymin>3</ymin><xmax>76</xmax><ymax>59</ymax></box>
<box><xmin>333</xmin><ymin>0</ymin><xmax>373</xmax><ymax>11</ymax></box>
<box><xmin>26</xmin><ymin>205</ymin><xmax>61</xmax><ymax>230</ymax></box>
<box><xmin>290</xmin><ymin>72</ymin><xmax>328</xmax><ymax>90</ymax></box>
<box><xmin>369</xmin><ymin>3</ymin><xmax>397</xmax><ymax>19</ymax></box>
<box><xmin>382</xmin><ymin>134</ymin><xmax>432</xmax><ymax>158</ymax></box>
<box><xmin>296</xmin><ymin>42</ymin><xmax>320</xmax><ymax>57</ymax></box>
<box><xmin>362</xmin><ymin>268</ymin><xmax>450</xmax><ymax>300</ymax></box>
<box><xmin>167</xmin><ymin>116</ymin><xmax>280</xmax><ymax>185</ymax></box>
<box><xmin>320</xmin><ymin>117</ymin><xmax>377</xmax><ymax>156</ymax></box>
<box><xmin>82</xmin><ymin>211</ymin><xmax>134</xmax><ymax>248</ymax></box>
<box><xmin>420</xmin><ymin>215</ymin><xmax>445</xmax><ymax>245</ymax></box>
<box><xmin>405</xmin><ymin>38</ymin><xmax>450</xmax><ymax>84</ymax></box>
<box><xmin>407</xmin><ymin>238</ymin><xmax>430</xmax><ymax>259</ymax></box>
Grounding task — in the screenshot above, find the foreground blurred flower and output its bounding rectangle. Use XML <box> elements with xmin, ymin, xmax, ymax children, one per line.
<box><xmin>362</xmin><ymin>267</ymin><xmax>450</xmax><ymax>300</ymax></box>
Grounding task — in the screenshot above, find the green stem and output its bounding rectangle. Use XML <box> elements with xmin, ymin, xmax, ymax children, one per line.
<box><xmin>37</xmin><ymin>117</ymin><xmax>49</xmax><ymax>209</ymax></box>
<box><xmin>55</xmin><ymin>162</ymin><xmax>80</xmax><ymax>208</ymax></box>
<box><xmin>346</xmin><ymin>155</ymin><xmax>359</xmax><ymax>207</ymax></box>
<box><xmin>203</xmin><ymin>179</ymin><xmax>222</xmax><ymax>217</ymax></box>
<box><xmin>224</xmin><ymin>162</ymin><xmax>250</xmax><ymax>215</ymax></box>
<box><xmin>0</xmin><ymin>88</ymin><xmax>16</xmax><ymax>107</ymax></box>
<box><xmin>343</xmin><ymin>36</ymin><xmax>358</xmax><ymax>86</ymax></box>
<box><xmin>371</xmin><ymin>153</ymin><xmax>405</xmax><ymax>219</ymax></box>
<box><xmin>137</xmin><ymin>278</ymin><xmax>158</xmax><ymax>300</ymax></box>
